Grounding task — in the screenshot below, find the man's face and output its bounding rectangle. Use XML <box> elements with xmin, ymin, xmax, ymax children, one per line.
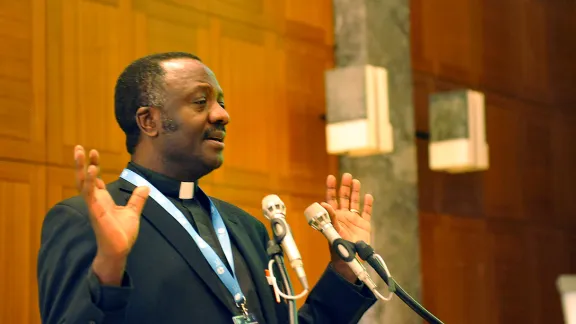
<box><xmin>155</xmin><ymin>58</ymin><xmax>229</xmax><ymax>175</ymax></box>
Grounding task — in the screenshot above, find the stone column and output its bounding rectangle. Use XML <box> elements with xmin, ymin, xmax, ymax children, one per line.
<box><xmin>331</xmin><ymin>1</ymin><xmax>421</xmax><ymax>323</ymax></box>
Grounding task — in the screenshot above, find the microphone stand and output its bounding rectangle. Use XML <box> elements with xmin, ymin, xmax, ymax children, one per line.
<box><xmin>267</xmin><ymin>240</ymin><xmax>298</xmax><ymax>324</ymax></box>
<box><xmin>331</xmin><ymin>239</ymin><xmax>443</xmax><ymax>324</ymax></box>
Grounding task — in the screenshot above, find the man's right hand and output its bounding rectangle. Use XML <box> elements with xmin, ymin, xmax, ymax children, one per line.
<box><xmin>75</xmin><ymin>145</ymin><xmax>150</xmax><ymax>286</ymax></box>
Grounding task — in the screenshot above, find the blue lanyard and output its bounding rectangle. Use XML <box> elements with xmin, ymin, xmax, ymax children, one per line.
<box><xmin>120</xmin><ymin>169</ymin><xmax>246</xmax><ymax>305</ymax></box>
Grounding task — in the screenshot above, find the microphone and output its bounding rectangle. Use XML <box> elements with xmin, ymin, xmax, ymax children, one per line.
<box><xmin>262</xmin><ymin>195</ymin><xmax>309</xmax><ymax>290</ymax></box>
<box><xmin>303</xmin><ymin>202</ymin><xmax>377</xmax><ymax>290</ymax></box>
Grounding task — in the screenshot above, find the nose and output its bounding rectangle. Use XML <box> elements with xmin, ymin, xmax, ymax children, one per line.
<box><xmin>209</xmin><ymin>102</ymin><xmax>230</xmax><ymax>125</ymax></box>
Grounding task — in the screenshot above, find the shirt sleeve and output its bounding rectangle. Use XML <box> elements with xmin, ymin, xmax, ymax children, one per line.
<box><xmin>87</xmin><ymin>267</ymin><xmax>133</xmax><ymax>311</ymax></box>
<box><xmin>297</xmin><ymin>263</ymin><xmax>377</xmax><ymax>324</ymax></box>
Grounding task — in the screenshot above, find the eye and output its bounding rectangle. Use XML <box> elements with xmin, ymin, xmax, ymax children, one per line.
<box><xmin>194</xmin><ymin>98</ymin><xmax>207</xmax><ymax>106</ymax></box>
<box><xmin>219</xmin><ymin>102</ymin><xmax>226</xmax><ymax>109</ymax></box>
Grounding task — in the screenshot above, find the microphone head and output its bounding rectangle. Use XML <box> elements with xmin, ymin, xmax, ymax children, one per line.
<box><xmin>262</xmin><ymin>194</ymin><xmax>286</xmax><ymax>220</ymax></box>
<box><xmin>304</xmin><ymin>203</ymin><xmax>331</xmax><ymax>231</ymax></box>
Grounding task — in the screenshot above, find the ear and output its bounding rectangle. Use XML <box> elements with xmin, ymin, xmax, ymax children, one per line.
<box><xmin>135</xmin><ymin>107</ymin><xmax>160</xmax><ymax>137</ymax></box>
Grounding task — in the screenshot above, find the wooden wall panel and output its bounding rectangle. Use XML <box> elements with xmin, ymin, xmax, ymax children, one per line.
<box><xmin>410</xmin><ymin>0</ymin><xmax>482</xmax><ymax>84</ymax></box>
<box><xmin>482</xmin><ymin>96</ymin><xmax>522</xmax><ymax>220</ymax></box>
<box><xmin>211</xmin><ymin>21</ymin><xmax>277</xmax><ymax>191</ymax></box>
<box><xmin>521</xmin><ymin>110</ymin><xmax>555</xmax><ymax>223</ymax></box>
<box><xmin>479</xmin><ymin>0</ymin><xmax>528</xmax><ymax>99</ymax></box>
<box><xmin>284</xmin><ymin>0</ymin><xmax>333</xmax><ymax>45</ymax></box>
<box><xmin>279</xmin><ymin>38</ymin><xmax>336</xmax><ymax>198</ymax></box>
<box><xmin>46</xmin><ymin>0</ymin><xmax>133</xmax><ymax>171</ymax></box>
<box><xmin>547</xmin><ymin>5</ymin><xmax>576</xmax><ymax>104</ymax></box>
<box><xmin>0</xmin><ymin>162</ymin><xmax>45</xmax><ymax>324</ymax></box>
<box><xmin>527</xmin><ymin>225</ymin><xmax>571</xmax><ymax>324</ymax></box>
<box><xmin>415</xmin><ymin>71</ymin><xmax>576</xmax><ymax>323</ymax></box>
<box><xmin>0</xmin><ymin>0</ymin><xmax>45</xmax><ymax>162</ymax></box>
<box><xmin>412</xmin><ymin>0</ymin><xmax>558</xmax><ymax>105</ymax></box>
<box><xmin>420</xmin><ymin>213</ymin><xmax>495</xmax><ymax>324</ymax></box>
<box><xmin>552</xmin><ymin>113</ymin><xmax>576</xmax><ymax>226</ymax></box>
<box><xmin>487</xmin><ymin>220</ymin><xmax>534</xmax><ymax>323</ymax></box>
<box><xmin>413</xmin><ymin>0</ymin><xmax>576</xmax><ymax>323</ymax></box>
<box><xmin>0</xmin><ymin>0</ymin><xmax>336</xmax><ymax>322</ymax></box>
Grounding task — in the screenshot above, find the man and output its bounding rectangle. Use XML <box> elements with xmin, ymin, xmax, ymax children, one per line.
<box><xmin>37</xmin><ymin>52</ymin><xmax>377</xmax><ymax>324</ymax></box>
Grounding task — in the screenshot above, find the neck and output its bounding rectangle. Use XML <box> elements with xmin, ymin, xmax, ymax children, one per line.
<box><xmin>131</xmin><ymin>149</ymin><xmax>206</xmax><ymax>182</ymax></box>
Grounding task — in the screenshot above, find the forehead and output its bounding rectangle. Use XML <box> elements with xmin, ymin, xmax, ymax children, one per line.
<box><xmin>160</xmin><ymin>58</ymin><xmax>222</xmax><ymax>93</ymax></box>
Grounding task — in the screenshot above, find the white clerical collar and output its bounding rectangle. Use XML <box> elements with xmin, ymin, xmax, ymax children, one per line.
<box><xmin>179</xmin><ymin>182</ymin><xmax>195</xmax><ymax>199</ymax></box>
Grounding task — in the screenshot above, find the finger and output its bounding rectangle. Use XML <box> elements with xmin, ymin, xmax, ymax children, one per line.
<box><xmin>361</xmin><ymin>194</ymin><xmax>373</xmax><ymax>222</ymax></box>
<box><xmin>126</xmin><ymin>186</ymin><xmax>150</xmax><ymax>215</ymax></box>
<box><xmin>95</xmin><ymin>178</ymin><xmax>106</xmax><ymax>190</ymax></box>
<box><xmin>326</xmin><ymin>175</ymin><xmax>339</xmax><ymax>210</ymax></box>
<box><xmin>339</xmin><ymin>173</ymin><xmax>353</xmax><ymax>210</ymax></box>
<box><xmin>88</xmin><ymin>149</ymin><xmax>107</xmax><ymax>190</ymax></box>
<box><xmin>320</xmin><ymin>202</ymin><xmax>342</xmax><ymax>233</ymax></box>
<box><xmin>74</xmin><ymin>145</ymin><xmax>86</xmax><ymax>191</ymax></box>
<box><xmin>89</xmin><ymin>149</ymin><xmax>100</xmax><ymax>174</ymax></box>
<box><xmin>83</xmin><ymin>165</ymin><xmax>98</xmax><ymax>198</ymax></box>
<box><xmin>350</xmin><ymin>179</ymin><xmax>361</xmax><ymax>211</ymax></box>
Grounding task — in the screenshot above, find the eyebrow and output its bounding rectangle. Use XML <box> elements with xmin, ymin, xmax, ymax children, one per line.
<box><xmin>191</xmin><ymin>83</ymin><xmax>224</xmax><ymax>99</ymax></box>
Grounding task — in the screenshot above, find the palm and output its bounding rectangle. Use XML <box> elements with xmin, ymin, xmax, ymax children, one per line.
<box><xmin>331</xmin><ymin>210</ymin><xmax>370</xmax><ymax>244</ymax></box>
<box><xmin>323</xmin><ymin>173</ymin><xmax>373</xmax><ymax>247</ymax></box>
<box><xmin>75</xmin><ymin>146</ymin><xmax>149</xmax><ymax>259</ymax></box>
<box><xmin>88</xmin><ymin>188</ymin><xmax>141</xmax><ymax>257</ymax></box>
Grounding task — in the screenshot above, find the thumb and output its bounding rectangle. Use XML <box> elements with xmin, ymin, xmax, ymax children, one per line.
<box><xmin>126</xmin><ymin>186</ymin><xmax>150</xmax><ymax>215</ymax></box>
<box><xmin>320</xmin><ymin>202</ymin><xmax>342</xmax><ymax>233</ymax></box>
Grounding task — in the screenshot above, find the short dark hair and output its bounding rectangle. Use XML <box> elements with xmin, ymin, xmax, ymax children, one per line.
<box><xmin>114</xmin><ymin>52</ymin><xmax>202</xmax><ymax>154</ymax></box>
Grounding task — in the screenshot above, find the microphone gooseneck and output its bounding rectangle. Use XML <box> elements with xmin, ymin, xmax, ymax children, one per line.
<box><xmin>304</xmin><ymin>202</ymin><xmax>444</xmax><ymax>324</ymax></box>
<box><xmin>354</xmin><ymin>241</ymin><xmax>444</xmax><ymax>324</ymax></box>
<box><xmin>266</xmin><ymin>240</ymin><xmax>297</xmax><ymax>324</ymax></box>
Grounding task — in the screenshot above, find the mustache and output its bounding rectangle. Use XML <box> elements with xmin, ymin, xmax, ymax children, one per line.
<box><xmin>203</xmin><ymin>126</ymin><xmax>226</xmax><ymax>139</ymax></box>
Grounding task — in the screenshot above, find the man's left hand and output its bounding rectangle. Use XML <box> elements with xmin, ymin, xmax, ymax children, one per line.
<box><xmin>321</xmin><ymin>173</ymin><xmax>373</xmax><ymax>283</ymax></box>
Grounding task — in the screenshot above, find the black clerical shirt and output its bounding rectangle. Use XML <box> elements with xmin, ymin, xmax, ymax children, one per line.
<box><xmin>126</xmin><ymin>162</ymin><xmax>265</xmax><ymax>322</ymax></box>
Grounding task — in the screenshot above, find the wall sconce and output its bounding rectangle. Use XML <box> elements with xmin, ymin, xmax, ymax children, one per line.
<box><xmin>428</xmin><ymin>89</ymin><xmax>489</xmax><ymax>173</ymax></box>
<box><xmin>323</xmin><ymin>65</ymin><xmax>394</xmax><ymax>156</ymax></box>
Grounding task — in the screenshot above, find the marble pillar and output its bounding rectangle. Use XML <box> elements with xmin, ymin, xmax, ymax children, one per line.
<box><xmin>331</xmin><ymin>0</ymin><xmax>421</xmax><ymax>323</ymax></box>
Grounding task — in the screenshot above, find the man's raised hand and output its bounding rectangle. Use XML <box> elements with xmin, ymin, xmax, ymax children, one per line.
<box><xmin>75</xmin><ymin>145</ymin><xmax>150</xmax><ymax>285</ymax></box>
